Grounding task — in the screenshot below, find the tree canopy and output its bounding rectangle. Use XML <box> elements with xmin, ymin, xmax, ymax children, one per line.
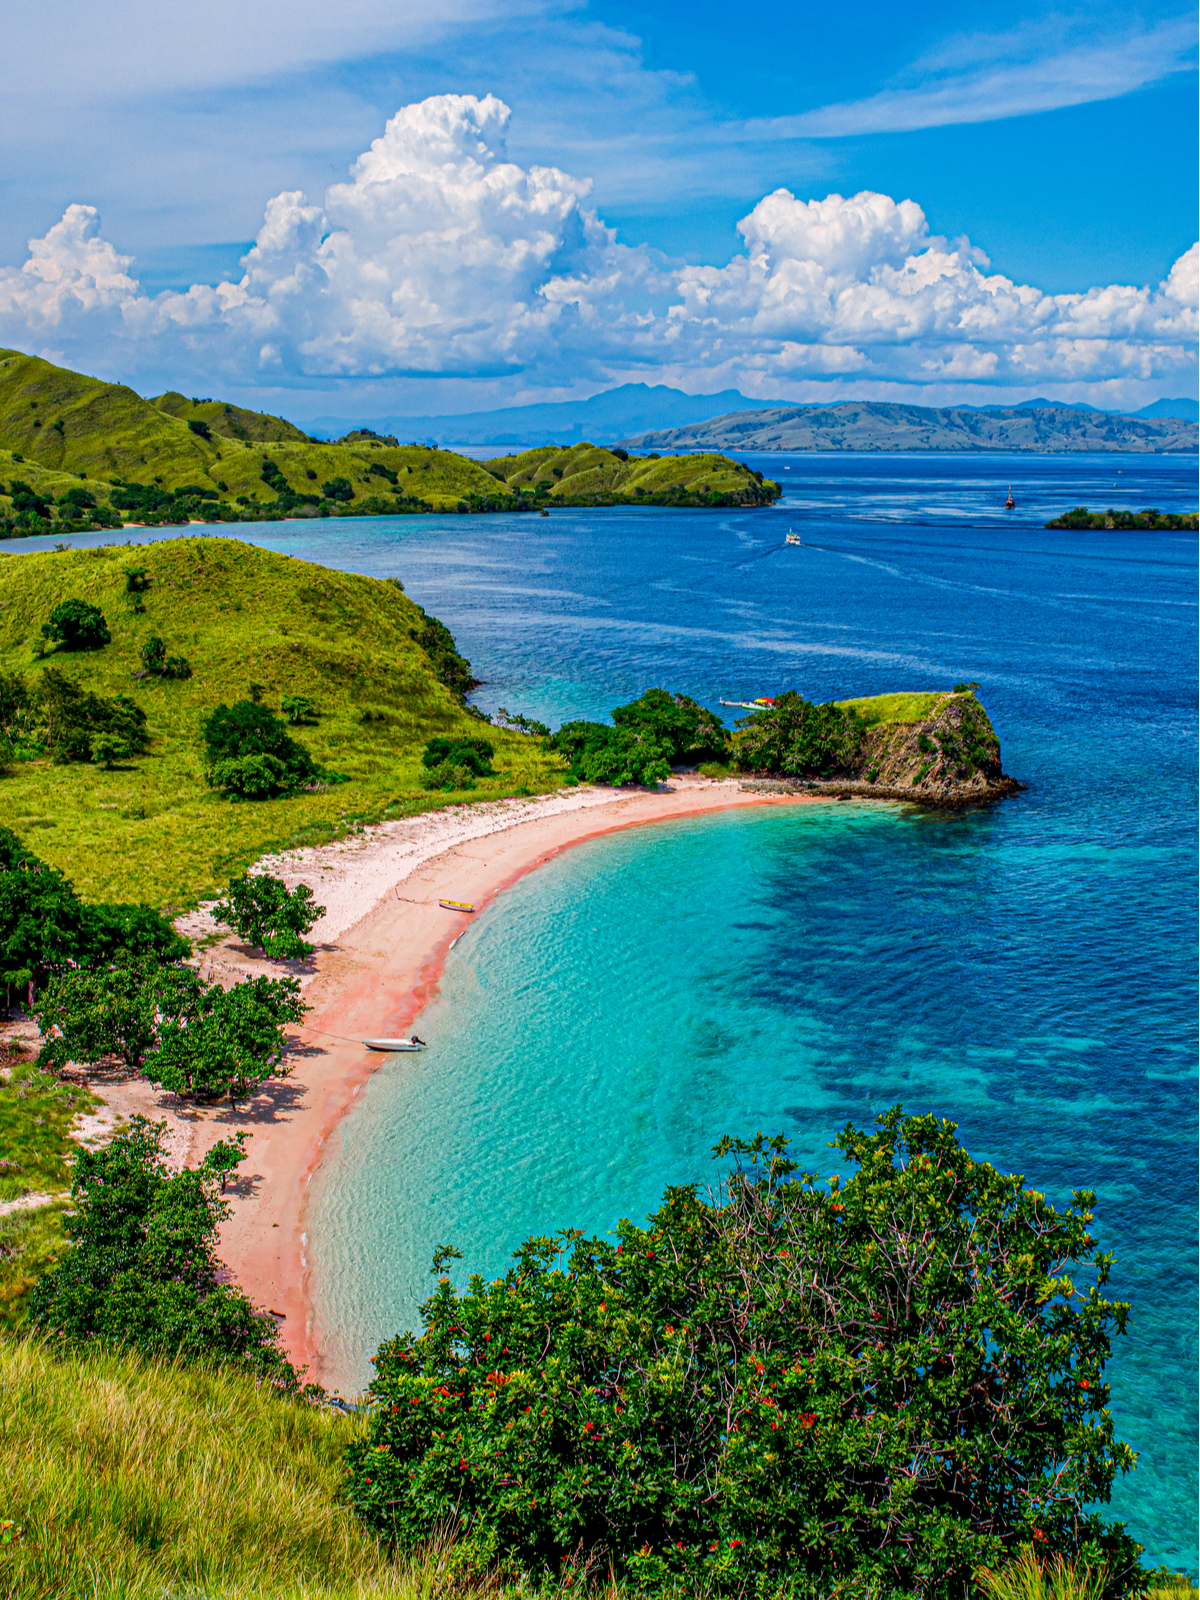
<box><xmin>40</xmin><ymin>599</ymin><xmax>112</xmax><ymax>651</ymax></box>
<box><xmin>734</xmin><ymin>692</ymin><xmax>864</xmax><ymax>779</ymax></box>
<box><xmin>214</xmin><ymin>873</ymin><xmax>325</xmax><ymax>959</ymax></box>
<box><xmin>347</xmin><ymin>1113</ymin><xmax>1140</xmax><ymax>1596</ymax></box>
<box><xmin>28</xmin><ymin>1117</ymin><xmax>299</xmax><ymax>1386</ymax></box>
<box><xmin>201</xmin><ymin>700</ymin><xmax>319</xmax><ymax>799</ymax></box>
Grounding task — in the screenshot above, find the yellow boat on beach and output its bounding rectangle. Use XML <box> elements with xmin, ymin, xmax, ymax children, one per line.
<box><xmin>439</xmin><ymin>898</ymin><xmax>475</xmax><ymax>912</ymax></box>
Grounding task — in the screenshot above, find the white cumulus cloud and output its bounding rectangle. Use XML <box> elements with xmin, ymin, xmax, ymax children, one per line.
<box><xmin>0</xmin><ymin>93</ymin><xmax>1195</xmax><ymax>399</ymax></box>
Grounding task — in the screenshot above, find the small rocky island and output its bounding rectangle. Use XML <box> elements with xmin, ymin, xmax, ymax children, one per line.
<box><xmin>733</xmin><ymin>688</ymin><xmax>1019</xmax><ymax>807</ymax></box>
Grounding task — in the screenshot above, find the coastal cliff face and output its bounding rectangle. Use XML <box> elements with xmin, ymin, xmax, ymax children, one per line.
<box><xmin>737</xmin><ymin>690</ymin><xmax>1018</xmax><ymax>806</ymax></box>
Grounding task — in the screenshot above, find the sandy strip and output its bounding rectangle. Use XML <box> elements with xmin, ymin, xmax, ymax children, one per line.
<box><xmin>71</xmin><ymin>777</ymin><xmax>827</xmax><ymax>1387</ymax></box>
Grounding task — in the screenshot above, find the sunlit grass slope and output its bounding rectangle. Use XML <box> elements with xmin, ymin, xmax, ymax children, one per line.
<box><xmin>835</xmin><ymin>691</ymin><xmax>947</xmax><ymax>725</ymax></box>
<box><xmin>0</xmin><ymin>349</ymin><xmax>507</xmax><ymax>510</ymax></box>
<box><xmin>0</xmin><ymin>351</ymin><xmax>778</xmax><ymax>518</ymax></box>
<box><xmin>483</xmin><ymin>441</ymin><xmax>778</xmax><ymax>504</ymax></box>
<box><xmin>0</xmin><ymin>538</ymin><xmax>562</xmax><ymax>906</ymax></box>
<box><xmin>0</xmin><ymin>1337</ymin><xmax>432</xmax><ymax>1599</ymax></box>
<box><xmin>151</xmin><ymin>389</ymin><xmax>312</xmax><ymax>444</ymax></box>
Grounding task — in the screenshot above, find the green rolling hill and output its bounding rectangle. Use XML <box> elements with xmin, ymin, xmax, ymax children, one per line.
<box><xmin>0</xmin><ymin>538</ymin><xmax>561</xmax><ymax>907</ymax></box>
<box><xmin>0</xmin><ymin>350</ymin><xmax>779</xmax><ymax>535</ymax></box>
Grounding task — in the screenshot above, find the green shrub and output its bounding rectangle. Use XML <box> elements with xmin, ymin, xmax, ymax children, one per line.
<box><xmin>348</xmin><ymin>1114</ymin><xmax>1141</xmax><ymax>1596</ymax></box>
<box><xmin>139</xmin><ymin>634</ymin><xmax>193</xmax><ymax>679</ymax></box>
<box><xmin>40</xmin><ymin>598</ymin><xmax>111</xmax><ymax>651</ymax></box>
<box><xmin>215</xmin><ymin>871</ymin><xmax>325</xmax><ymax>958</ymax></box>
<box><xmin>734</xmin><ymin>691</ymin><xmax>864</xmax><ymax>778</ymax></box>
<box><xmin>28</xmin><ymin>1117</ymin><xmax>297</xmax><ymax>1385</ymax></box>
<box><xmin>202</xmin><ymin>700</ymin><xmax>319</xmax><ymax>797</ymax></box>
<box><xmin>281</xmin><ymin>692</ymin><xmax>319</xmax><ymax>724</ymax></box>
<box><xmin>420</xmin><ymin>761</ymin><xmax>476</xmax><ymax>791</ymax></box>
<box><xmin>421</xmin><ymin>736</ymin><xmax>495</xmax><ymax>777</ymax></box>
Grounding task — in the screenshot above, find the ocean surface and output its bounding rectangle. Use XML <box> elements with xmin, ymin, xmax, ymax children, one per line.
<box><xmin>23</xmin><ymin>452</ymin><xmax>1198</xmax><ymax>1571</ymax></box>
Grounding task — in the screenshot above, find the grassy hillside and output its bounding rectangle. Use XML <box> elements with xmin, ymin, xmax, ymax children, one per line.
<box><xmin>0</xmin><ymin>351</ymin><xmax>779</xmax><ymax>532</ymax></box>
<box><xmin>0</xmin><ymin>538</ymin><xmax>562</xmax><ymax>906</ymax></box>
<box><xmin>151</xmin><ymin>389</ymin><xmax>311</xmax><ymax>444</ymax></box>
<box><xmin>835</xmin><ymin>690</ymin><xmax>947</xmax><ymax>725</ymax></box>
<box><xmin>482</xmin><ymin>441</ymin><xmax>779</xmax><ymax>505</ymax></box>
<box><xmin>0</xmin><ymin>1337</ymin><xmax>425</xmax><ymax>1598</ymax></box>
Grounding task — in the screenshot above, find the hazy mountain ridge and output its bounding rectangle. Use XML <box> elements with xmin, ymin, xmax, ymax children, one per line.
<box><xmin>620</xmin><ymin>401</ymin><xmax>1199</xmax><ymax>454</ymax></box>
<box><xmin>304</xmin><ymin>388</ymin><xmax>1198</xmax><ymax>445</ymax></box>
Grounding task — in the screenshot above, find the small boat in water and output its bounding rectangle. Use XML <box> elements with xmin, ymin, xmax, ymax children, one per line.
<box><xmin>785</xmin><ymin>532</ymin><xmax>802</xmax><ymax>545</ymax></box>
<box><xmin>363</xmin><ymin>1037</ymin><xmax>427</xmax><ymax>1052</ymax></box>
<box><xmin>439</xmin><ymin>898</ymin><xmax>475</xmax><ymax>912</ymax></box>
<box><xmin>1004</xmin><ymin>485</ymin><xmax>1015</xmax><ymax>510</ymax></box>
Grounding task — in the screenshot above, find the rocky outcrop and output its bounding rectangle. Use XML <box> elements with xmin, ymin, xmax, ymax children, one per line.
<box><xmin>739</xmin><ymin>692</ymin><xmax>1020</xmax><ymax>808</ymax></box>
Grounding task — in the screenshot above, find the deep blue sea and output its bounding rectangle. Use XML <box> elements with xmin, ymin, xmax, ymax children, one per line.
<box><xmin>24</xmin><ymin>452</ymin><xmax>1198</xmax><ymax>1572</ymax></box>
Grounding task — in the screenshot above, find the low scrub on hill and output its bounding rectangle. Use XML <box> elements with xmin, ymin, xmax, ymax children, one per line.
<box><xmin>0</xmin><ymin>539</ymin><xmax>561</xmax><ymax>906</ymax></box>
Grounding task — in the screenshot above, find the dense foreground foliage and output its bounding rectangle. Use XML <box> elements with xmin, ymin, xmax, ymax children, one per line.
<box><xmin>348</xmin><ymin>1113</ymin><xmax>1141</xmax><ymax>1597</ymax></box>
<box><xmin>28</xmin><ymin>1117</ymin><xmax>297</xmax><ymax>1384</ymax></box>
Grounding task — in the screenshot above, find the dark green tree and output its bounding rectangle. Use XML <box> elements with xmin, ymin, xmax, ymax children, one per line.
<box><xmin>347</xmin><ymin>1114</ymin><xmax>1141</xmax><ymax>1596</ymax></box>
<box><xmin>735</xmin><ymin>692</ymin><xmax>864</xmax><ymax>779</ymax></box>
<box><xmin>201</xmin><ymin>700</ymin><xmax>318</xmax><ymax>798</ymax></box>
<box><xmin>322</xmin><ymin>476</ymin><xmax>355</xmax><ymax>502</ymax></box>
<box><xmin>549</xmin><ymin>721</ymin><xmax>672</xmax><ymax>787</ymax></box>
<box><xmin>34</xmin><ymin>959</ymin><xmax>159</xmax><ymax>1071</ymax></box>
<box><xmin>147</xmin><ymin>972</ymin><xmax>306</xmax><ymax>1101</ymax></box>
<box><xmin>611</xmin><ymin>688</ymin><xmax>727</xmax><ymax>764</ymax></box>
<box><xmin>214</xmin><ymin>873</ymin><xmax>325</xmax><ymax>959</ymax></box>
<box><xmin>27</xmin><ymin>1117</ymin><xmax>298</xmax><ymax>1385</ymax></box>
<box><xmin>40</xmin><ymin>599</ymin><xmax>111</xmax><ymax>651</ymax></box>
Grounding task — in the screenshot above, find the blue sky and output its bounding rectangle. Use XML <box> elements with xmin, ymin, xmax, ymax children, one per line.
<box><xmin>0</xmin><ymin>0</ymin><xmax>1195</xmax><ymax>414</ymax></box>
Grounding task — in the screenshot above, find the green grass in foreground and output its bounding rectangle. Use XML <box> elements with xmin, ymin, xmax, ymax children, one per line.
<box><xmin>0</xmin><ymin>1337</ymin><xmax>436</xmax><ymax>1599</ymax></box>
<box><xmin>0</xmin><ymin>1059</ymin><xmax>97</xmax><ymax>1204</ymax></box>
<box><xmin>0</xmin><ymin>539</ymin><xmax>565</xmax><ymax>907</ymax></box>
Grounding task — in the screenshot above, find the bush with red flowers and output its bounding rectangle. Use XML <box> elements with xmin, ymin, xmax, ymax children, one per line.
<box><xmin>346</xmin><ymin>1111</ymin><xmax>1143</xmax><ymax>1596</ymax></box>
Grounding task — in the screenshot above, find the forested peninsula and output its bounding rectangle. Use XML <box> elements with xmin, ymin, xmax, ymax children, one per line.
<box><xmin>0</xmin><ymin>350</ymin><xmax>778</xmax><ymax>537</ymax></box>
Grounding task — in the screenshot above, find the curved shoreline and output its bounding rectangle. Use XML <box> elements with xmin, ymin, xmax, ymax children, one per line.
<box><xmin>78</xmin><ymin>779</ymin><xmax>830</xmax><ymax>1387</ymax></box>
<box><xmin>287</xmin><ymin>779</ymin><xmax>830</xmax><ymax>1387</ymax></box>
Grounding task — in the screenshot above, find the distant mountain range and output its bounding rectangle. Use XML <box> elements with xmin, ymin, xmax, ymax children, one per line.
<box><xmin>306</xmin><ymin>385</ymin><xmax>784</xmax><ymax>447</ymax></box>
<box><xmin>620</xmin><ymin>402</ymin><xmax>1199</xmax><ymax>455</ymax></box>
<box><xmin>304</xmin><ymin>386</ymin><xmax>1199</xmax><ymax>446</ymax></box>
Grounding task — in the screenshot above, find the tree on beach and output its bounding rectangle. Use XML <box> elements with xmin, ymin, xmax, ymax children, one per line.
<box><xmin>34</xmin><ymin>959</ymin><xmax>160</xmax><ymax>1071</ymax></box>
<box><xmin>214</xmin><ymin>873</ymin><xmax>325</xmax><ymax>959</ymax></box>
<box><xmin>27</xmin><ymin>1116</ymin><xmax>299</xmax><ymax>1385</ymax></box>
<box><xmin>611</xmin><ymin>688</ymin><xmax>727</xmax><ymax>765</ymax></box>
<box><xmin>548</xmin><ymin>720</ymin><xmax>672</xmax><ymax>787</ymax></box>
<box><xmin>146</xmin><ymin>970</ymin><xmax>306</xmax><ymax>1101</ymax></box>
<box><xmin>347</xmin><ymin>1112</ymin><xmax>1141</xmax><ymax>1596</ymax></box>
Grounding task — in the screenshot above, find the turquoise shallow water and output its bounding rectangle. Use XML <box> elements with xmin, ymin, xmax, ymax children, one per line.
<box><xmin>26</xmin><ymin>453</ymin><xmax>1196</xmax><ymax>1569</ymax></box>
